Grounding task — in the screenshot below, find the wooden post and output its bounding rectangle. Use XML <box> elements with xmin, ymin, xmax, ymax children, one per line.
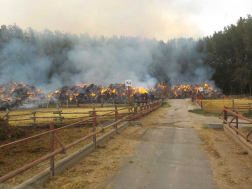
<box><xmin>6</xmin><ymin>108</ymin><xmax>9</xmax><ymax>124</ymax></box>
<box><xmin>140</xmin><ymin>103</ymin><xmax>143</xmax><ymax>117</ymax></box>
<box><xmin>128</xmin><ymin>86</ymin><xmax>130</xmax><ymax>106</ymax></box>
<box><xmin>224</xmin><ymin>109</ymin><xmax>227</xmax><ymax>123</ymax></box>
<box><xmin>134</xmin><ymin>104</ymin><xmax>137</xmax><ymax>119</ymax></box>
<box><xmin>113</xmin><ymin>99</ymin><xmax>115</xmax><ymax>107</ymax></box>
<box><xmin>47</xmin><ymin>98</ymin><xmax>49</xmax><ymax>108</ymax></box>
<box><xmin>33</xmin><ymin>109</ymin><xmax>36</xmax><ymax>127</ymax></box>
<box><xmin>201</xmin><ymin>99</ymin><xmax>203</xmax><ymax>109</ymax></box>
<box><xmin>50</xmin><ymin>122</ymin><xmax>55</xmax><ymax>177</ymax></box>
<box><xmin>124</xmin><ymin>99</ymin><xmax>126</xmax><ymax>107</ymax></box>
<box><xmin>66</xmin><ymin>100</ymin><xmax>68</xmax><ymax>108</ymax></box>
<box><xmin>236</xmin><ymin>111</ymin><xmax>239</xmax><ymax>134</ymax></box>
<box><xmin>58</xmin><ymin>105</ymin><xmax>62</xmax><ymax>125</ymax></box>
<box><xmin>101</xmin><ymin>97</ymin><xmax>103</xmax><ymax>107</ymax></box>
<box><xmin>115</xmin><ymin>106</ymin><xmax>117</xmax><ymax>131</ymax></box>
<box><xmin>92</xmin><ymin>109</ymin><xmax>96</xmax><ymax>148</ymax></box>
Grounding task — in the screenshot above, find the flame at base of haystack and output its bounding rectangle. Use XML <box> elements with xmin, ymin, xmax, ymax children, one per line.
<box><xmin>0</xmin><ymin>81</ymin><xmax>222</xmax><ymax>110</ymax></box>
<box><xmin>168</xmin><ymin>83</ymin><xmax>223</xmax><ymax>99</ymax></box>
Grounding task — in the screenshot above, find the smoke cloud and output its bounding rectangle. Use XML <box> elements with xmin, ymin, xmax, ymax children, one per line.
<box><xmin>0</xmin><ymin>25</ymin><xmax>215</xmax><ymax>93</ymax></box>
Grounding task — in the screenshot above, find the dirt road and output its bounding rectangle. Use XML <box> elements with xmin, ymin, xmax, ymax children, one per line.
<box><xmin>105</xmin><ymin>99</ymin><xmax>217</xmax><ymax>189</ymax></box>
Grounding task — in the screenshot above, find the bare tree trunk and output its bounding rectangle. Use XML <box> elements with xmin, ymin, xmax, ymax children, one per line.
<box><xmin>250</xmin><ymin>83</ymin><xmax>251</xmax><ymax>96</ymax></box>
<box><xmin>241</xmin><ymin>83</ymin><xmax>243</xmax><ymax>95</ymax></box>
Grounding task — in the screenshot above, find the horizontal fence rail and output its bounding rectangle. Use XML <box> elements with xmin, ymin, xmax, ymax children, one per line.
<box><xmin>1</xmin><ymin>100</ymin><xmax>159</xmax><ymax>127</ymax></box>
<box><xmin>0</xmin><ymin>100</ymin><xmax>162</xmax><ymax>184</ymax></box>
<box><xmin>219</xmin><ymin>107</ymin><xmax>252</xmax><ymax>143</ymax></box>
<box><xmin>192</xmin><ymin>98</ymin><xmax>252</xmax><ymax>113</ymax></box>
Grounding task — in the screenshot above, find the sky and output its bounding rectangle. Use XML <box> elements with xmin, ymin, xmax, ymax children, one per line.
<box><xmin>0</xmin><ymin>0</ymin><xmax>251</xmax><ymax>41</ymax></box>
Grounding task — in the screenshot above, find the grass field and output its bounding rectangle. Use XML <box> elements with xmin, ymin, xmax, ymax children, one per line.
<box><xmin>161</xmin><ymin>101</ymin><xmax>170</xmax><ymax>108</ymax></box>
<box><xmin>0</xmin><ymin>106</ymin><xmax>130</xmax><ymax>127</ymax></box>
<box><xmin>188</xmin><ymin>109</ymin><xmax>219</xmax><ymax>117</ymax></box>
<box><xmin>200</xmin><ymin>99</ymin><xmax>252</xmax><ymax>113</ymax></box>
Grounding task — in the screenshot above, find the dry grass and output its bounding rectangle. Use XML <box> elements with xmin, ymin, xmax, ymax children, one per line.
<box><xmin>0</xmin><ymin>107</ymin><xmax>130</xmax><ymax>127</ymax></box>
<box><xmin>194</xmin><ymin>121</ymin><xmax>252</xmax><ymax>189</ymax></box>
<box><xmin>202</xmin><ymin>99</ymin><xmax>252</xmax><ymax>113</ymax></box>
<box><xmin>0</xmin><ymin>122</ymin><xmax>117</xmax><ymax>188</ymax></box>
<box><xmin>38</xmin><ymin>108</ymin><xmax>164</xmax><ymax>189</ymax></box>
<box><xmin>0</xmin><ymin>105</ymin><xmax>160</xmax><ymax>188</ymax></box>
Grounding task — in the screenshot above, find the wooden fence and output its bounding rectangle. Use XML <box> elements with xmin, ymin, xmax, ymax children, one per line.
<box><xmin>1</xmin><ymin>100</ymin><xmax>160</xmax><ymax>127</ymax></box>
<box><xmin>194</xmin><ymin>98</ymin><xmax>252</xmax><ymax>113</ymax></box>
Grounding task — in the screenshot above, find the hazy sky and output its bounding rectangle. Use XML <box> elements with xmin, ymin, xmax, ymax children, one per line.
<box><xmin>0</xmin><ymin>0</ymin><xmax>251</xmax><ymax>41</ymax></box>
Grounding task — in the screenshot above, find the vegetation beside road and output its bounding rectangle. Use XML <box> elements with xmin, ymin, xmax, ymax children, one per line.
<box><xmin>188</xmin><ymin>109</ymin><xmax>219</xmax><ymax>117</ymax></box>
<box><xmin>161</xmin><ymin>101</ymin><xmax>170</xmax><ymax>108</ymax></box>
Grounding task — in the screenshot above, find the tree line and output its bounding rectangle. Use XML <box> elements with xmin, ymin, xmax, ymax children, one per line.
<box><xmin>0</xmin><ymin>15</ymin><xmax>252</xmax><ymax>95</ymax></box>
<box><xmin>202</xmin><ymin>15</ymin><xmax>252</xmax><ymax>95</ymax></box>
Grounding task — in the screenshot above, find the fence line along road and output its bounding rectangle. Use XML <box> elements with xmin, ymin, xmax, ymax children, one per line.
<box><xmin>0</xmin><ymin>100</ymin><xmax>162</xmax><ymax>184</ymax></box>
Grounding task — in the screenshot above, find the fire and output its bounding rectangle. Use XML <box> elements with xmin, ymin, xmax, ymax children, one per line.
<box><xmin>0</xmin><ymin>81</ymin><xmax>222</xmax><ymax>110</ymax></box>
<box><xmin>139</xmin><ymin>88</ymin><xmax>148</xmax><ymax>94</ymax></box>
<box><xmin>55</xmin><ymin>90</ymin><xmax>61</xmax><ymax>94</ymax></box>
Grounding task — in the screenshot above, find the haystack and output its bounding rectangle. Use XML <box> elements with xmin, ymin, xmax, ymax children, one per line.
<box><xmin>0</xmin><ymin>118</ymin><xmax>25</xmax><ymax>140</ymax></box>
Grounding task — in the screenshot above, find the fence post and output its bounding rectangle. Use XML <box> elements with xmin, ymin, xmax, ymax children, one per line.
<box><xmin>58</xmin><ymin>106</ymin><xmax>63</xmax><ymax>125</ymax></box>
<box><xmin>224</xmin><ymin>108</ymin><xmax>227</xmax><ymax>123</ymax></box>
<box><xmin>236</xmin><ymin>111</ymin><xmax>239</xmax><ymax>131</ymax></box>
<box><xmin>134</xmin><ymin>105</ymin><xmax>137</xmax><ymax>119</ymax></box>
<box><xmin>201</xmin><ymin>99</ymin><xmax>203</xmax><ymax>109</ymax></box>
<box><xmin>47</xmin><ymin>98</ymin><xmax>49</xmax><ymax>108</ymax></box>
<box><xmin>115</xmin><ymin>106</ymin><xmax>117</xmax><ymax>131</ymax></box>
<box><xmin>101</xmin><ymin>97</ymin><xmax>103</xmax><ymax>108</ymax></box>
<box><xmin>50</xmin><ymin>122</ymin><xmax>55</xmax><ymax>177</ymax></box>
<box><xmin>5</xmin><ymin>108</ymin><xmax>9</xmax><ymax>124</ymax></box>
<box><xmin>33</xmin><ymin>109</ymin><xmax>36</xmax><ymax>127</ymax></box>
<box><xmin>66</xmin><ymin>100</ymin><xmax>68</xmax><ymax>108</ymax></box>
<box><xmin>92</xmin><ymin>107</ymin><xmax>97</xmax><ymax>148</ymax></box>
<box><xmin>113</xmin><ymin>99</ymin><xmax>115</xmax><ymax>107</ymax></box>
<box><xmin>140</xmin><ymin>103</ymin><xmax>143</xmax><ymax>117</ymax></box>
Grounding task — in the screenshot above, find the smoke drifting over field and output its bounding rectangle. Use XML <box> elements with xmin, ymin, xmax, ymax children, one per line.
<box><xmin>0</xmin><ymin>25</ymin><xmax>214</xmax><ymax>93</ymax></box>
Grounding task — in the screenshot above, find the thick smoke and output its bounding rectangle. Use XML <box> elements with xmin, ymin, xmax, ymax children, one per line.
<box><xmin>0</xmin><ymin>25</ymin><xmax>214</xmax><ymax>93</ymax></box>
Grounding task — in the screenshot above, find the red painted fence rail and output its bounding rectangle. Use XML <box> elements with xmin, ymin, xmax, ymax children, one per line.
<box><xmin>219</xmin><ymin>107</ymin><xmax>252</xmax><ymax>143</ymax></box>
<box><xmin>0</xmin><ymin>100</ymin><xmax>162</xmax><ymax>184</ymax></box>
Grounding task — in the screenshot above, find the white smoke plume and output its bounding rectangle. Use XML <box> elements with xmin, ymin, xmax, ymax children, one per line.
<box><xmin>0</xmin><ymin>25</ymin><xmax>215</xmax><ymax>93</ymax></box>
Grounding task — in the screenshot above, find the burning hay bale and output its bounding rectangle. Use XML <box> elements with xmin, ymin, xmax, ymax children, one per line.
<box><xmin>0</xmin><ymin>118</ymin><xmax>25</xmax><ymax>140</ymax></box>
<box><xmin>167</xmin><ymin>83</ymin><xmax>223</xmax><ymax>99</ymax></box>
<box><xmin>0</xmin><ymin>81</ymin><xmax>223</xmax><ymax>109</ymax></box>
<box><xmin>0</xmin><ymin>82</ymin><xmax>46</xmax><ymax>110</ymax></box>
<box><xmin>49</xmin><ymin>83</ymin><xmax>157</xmax><ymax>104</ymax></box>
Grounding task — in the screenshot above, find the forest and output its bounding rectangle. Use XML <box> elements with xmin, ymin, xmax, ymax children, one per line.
<box><xmin>0</xmin><ymin>15</ymin><xmax>252</xmax><ymax>95</ymax></box>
